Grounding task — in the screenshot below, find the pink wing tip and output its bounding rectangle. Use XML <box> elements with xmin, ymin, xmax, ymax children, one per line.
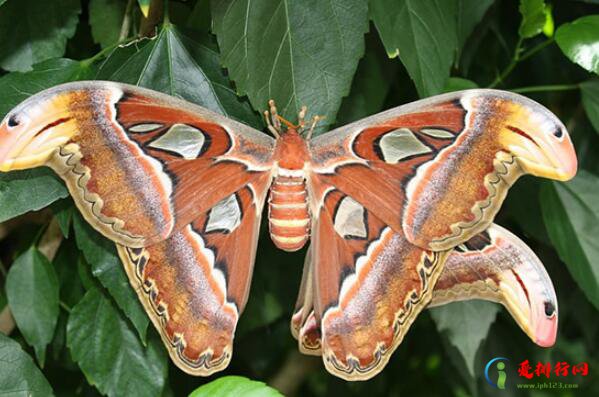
<box><xmin>534</xmin><ymin>311</ymin><xmax>558</xmax><ymax>347</ymax></box>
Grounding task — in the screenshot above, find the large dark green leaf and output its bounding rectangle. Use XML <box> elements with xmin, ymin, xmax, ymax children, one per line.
<box><xmin>0</xmin><ymin>168</ymin><xmax>67</xmax><ymax>223</ymax></box>
<box><xmin>430</xmin><ymin>301</ymin><xmax>500</xmax><ymax>376</ymax></box>
<box><xmin>455</xmin><ymin>0</ymin><xmax>494</xmax><ymax>59</ymax></box>
<box><xmin>6</xmin><ymin>247</ymin><xmax>59</xmax><ymax>365</ymax></box>
<box><xmin>89</xmin><ymin>0</ymin><xmax>127</xmax><ymax>48</ymax></box>
<box><xmin>0</xmin><ymin>0</ymin><xmax>81</xmax><ymax>71</ymax></box>
<box><xmin>0</xmin><ymin>334</ymin><xmax>54</xmax><ymax>396</ymax></box>
<box><xmin>96</xmin><ymin>24</ymin><xmax>261</xmax><ymax>128</ymax></box>
<box><xmin>189</xmin><ymin>376</ymin><xmax>283</xmax><ymax>397</ymax></box>
<box><xmin>335</xmin><ymin>43</ymin><xmax>398</xmax><ymax>126</ymax></box>
<box><xmin>212</xmin><ymin>0</ymin><xmax>368</xmax><ymax>135</ymax></box>
<box><xmin>371</xmin><ymin>0</ymin><xmax>457</xmax><ymax>97</ymax></box>
<box><xmin>541</xmin><ymin>171</ymin><xmax>599</xmax><ymax>309</ymax></box>
<box><xmin>72</xmin><ymin>214</ymin><xmax>148</xmax><ymax>341</ymax></box>
<box><xmin>67</xmin><ymin>287</ymin><xmax>167</xmax><ymax>397</ymax></box>
<box><xmin>556</xmin><ymin>15</ymin><xmax>599</xmax><ymax>75</ymax></box>
<box><xmin>581</xmin><ymin>80</ymin><xmax>599</xmax><ymax>134</ymax></box>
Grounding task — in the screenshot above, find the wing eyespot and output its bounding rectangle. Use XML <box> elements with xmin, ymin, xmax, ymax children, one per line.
<box><xmin>7</xmin><ymin>114</ymin><xmax>19</xmax><ymax>128</ymax></box>
<box><xmin>544</xmin><ymin>301</ymin><xmax>556</xmax><ymax>317</ymax></box>
<box><xmin>553</xmin><ymin>127</ymin><xmax>563</xmax><ymax>138</ymax></box>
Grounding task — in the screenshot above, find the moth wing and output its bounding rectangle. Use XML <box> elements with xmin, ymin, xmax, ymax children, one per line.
<box><xmin>309</xmin><ymin>90</ymin><xmax>575</xmax><ymax>251</ymax></box>
<box><xmin>430</xmin><ymin>223</ymin><xmax>558</xmax><ymax>347</ymax></box>
<box><xmin>117</xmin><ymin>174</ymin><xmax>270</xmax><ymax>375</ymax></box>
<box><xmin>308</xmin><ymin>179</ymin><xmax>447</xmax><ymax>380</ymax></box>
<box><xmin>2</xmin><ymin>81</ymin><xmax>274</xmax><ymax>247</ymax></box>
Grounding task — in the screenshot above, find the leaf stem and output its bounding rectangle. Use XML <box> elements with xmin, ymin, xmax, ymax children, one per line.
<box><xmin>511</xmin><ymin>84</ymin><xmax>580</xmax><ymax>94</ymax></box>
<box><xmin>60</xmin><ymin>301</ymin><xmax>72</xmax><ymax>313</ymax></box>
<box><xmin>519</xmin><ymin>37</ymin><xmax>554</xmax><ymax>63</ymax></box>
<box><xmin>489</xmin><ymin>37</ymin><xmax>523</xmax><ymax>88</ymax></box>
<box><xmin>488</xmin><ymin>37</ymin><xmax>554</xmax><ymax>88</ymax></box>
<box><xmin>119</xmin><ymin>0</ymin><xmax>135</xmax><ymax>41</ymax></box>
<box><xmin>81</xmin><ymin>36</ymin><xmax>137</xmax><ymax>67</ymax></box>
<box><xmin>163</xmin><ymin>0</ymin><xmax>170</xmax><ymax>25</ymax></box>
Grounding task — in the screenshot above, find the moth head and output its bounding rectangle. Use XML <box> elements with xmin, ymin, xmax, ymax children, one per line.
<box><xmin>0</xmin><ymin>90</ymin><xmax>78</xmax><ymax>172</ymax></box>
<box><xmin>491</xmin><ymin>91</ymin><xmax>577</xmax><ymax>181</ymax></box>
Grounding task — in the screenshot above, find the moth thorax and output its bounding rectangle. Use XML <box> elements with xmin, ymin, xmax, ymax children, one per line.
<box><xmin>268</xmin><ymin>174</ymin><xmax>310</xmax><ymax>251</ymax></box>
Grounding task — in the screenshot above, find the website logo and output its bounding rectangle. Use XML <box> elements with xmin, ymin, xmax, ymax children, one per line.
<box><xmin>484</xmin><ymin>357</ymin><xmax>588</xmax><ymax>391</ymax></box>
<box><xmin>485</xmin><ymin>357</ymin><xmax>509</xmax><ymax>389</ymax></box>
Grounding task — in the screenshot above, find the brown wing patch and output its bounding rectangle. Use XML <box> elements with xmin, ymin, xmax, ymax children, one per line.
<box><xmin>310</xmin><ymin>187</ymin><xmax>448</xmax><ymax>380</ymax></box>
<box><xmin>117</xmin><ymin>177</ymin><xmax>269</xmax><ymax>376</ymax></box>
<box><xmin>40</xmin><ymin>83</ymin><xmax>274</xmax><ymax>247</ymax></box>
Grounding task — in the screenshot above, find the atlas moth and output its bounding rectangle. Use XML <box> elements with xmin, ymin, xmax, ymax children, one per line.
<box><xmin>0</xmin><ymin>82</ymin><xmax>576</xmax><ymax>380</ymax></box>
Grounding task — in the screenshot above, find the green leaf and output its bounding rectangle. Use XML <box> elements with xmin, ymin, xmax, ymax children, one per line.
<box><xmin>0</xmin><ymin>58</ymin><xmax>94</xmax><ymax>118</ymax></box>
<box><xmin>67</xmin><ymin>288</ymin><xmax>167</xmax><ymax>397</ymax></box>
<box><xmin>581</xmin><ymin>80</ymin><xmax>599</xmax><ymax>133</ymax></box>
<box><xmin>542</xmin><ymin>4</ymin><xmax>555</xmax><ymax>37</ymax></box>
<box><xmin>51</xmin><ymin>200</ymin><xmax>74</xmax><ymax>238</ymax></box>
<box><xmin>541</xmin><ymin>171</ymin><xmax>599</xmax><ymax>310</ymax></box>
<box><xmin>6</xmin><ymin>247</ymin><xmax>59</xmax><ymax>365</ymax></box>
<box><xmin>430</xmin><ymin>301</ymin><xmax>500</xmax><ymax>376</ymax></box>
<box><xmin>336</xmin><ymin>43</ymin><xmax>398</xmax><ymax>126</ymax></box>
<box><xmin>0</xmin><ymin>333</ymin><xmax>54</xmax><ymax>396</ymax></box>
<box><xmin>54</xmin><ymin>239</ymin><xmax>85</xmax><ymax>308</ymax></box>
<box><xmin>89</xmin><ymin>0</ymin><xmax>127</xmax><ymax>48</ymax></box>
<box><xmin>189</xmin><ymin>376</ymin><xmax>283</xmax><ymax>397</ymax></box>
<box><xmin>455</xmin><ymin>0</ymin><xmax>494</xmax><ymax>59</ymax></box>
<box><xmin>443</xmin><ymin>77</ymin><xmax>479</xmax><ymax>92</ymax></box>
<box><xmin>0</xmin><ymin>168</ymin><xmax>68</xmax><ymax>223</ymax></box>
<box><xmin>137</xmin><ymin>0</ymin><xmax>150</xmax><ymax>17</ymax></box>
<box><xmin>555</xmin><ymin>15</ymin><xmax>599</xmax><ymax>75</ymax></box>
<box><xmin>96</xmin><ymin>25</ymin><xmax>261</xmax><ymax>128</ymax></box>
<box><xmin>72</xmin><ymin>213</ymin><xmax>148</xmax><ymax>341</ymax></box>
<box><xmin>371</xmin><ymin>0</ymin><xmax>457</xmax><ymax>97</ymax></box>
<box><xmin>0</xmin><ymin>1</ymin><xmax>6</xmax><ymax>7</ymax></box>
<box><xmin>187</xmin><ymin>0</ymin><xmax>211</xmax><ymax>34</ymax></box>
<box><xmin>212</xmin><ymin>0</ymin><xmax>369</xmax><ymax>135</ymax></box>
<box><xmin>519</xmin><ymin>0</ymin><xmax>548</xmax><ymax>39</ymax></box>
<box><xmin>0</xmin><ymin>0</ymin><xmax>81</xmax><ymax>71</ymax></box>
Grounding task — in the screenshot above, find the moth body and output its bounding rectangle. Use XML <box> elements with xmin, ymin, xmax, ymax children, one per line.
<box><xmin>269</xmin><ymin>127</ymin><xmax>311</xmax><ymax>251</ymax></box>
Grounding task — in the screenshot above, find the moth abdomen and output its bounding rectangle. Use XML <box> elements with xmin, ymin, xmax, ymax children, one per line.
<box><xmin>268</xmin><ymin>174</ymin><xmax>310</xmax><ymax>251</ymax></box>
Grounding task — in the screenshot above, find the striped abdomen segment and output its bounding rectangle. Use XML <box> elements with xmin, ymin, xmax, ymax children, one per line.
<box><xmin>268</xmin><ymin>176</ymin><xmax>310</xmax><ymax>251</ymax></box>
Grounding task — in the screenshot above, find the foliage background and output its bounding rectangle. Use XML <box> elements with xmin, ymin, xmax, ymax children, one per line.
<box><xmin>0</xmin><ymin>0</ymin><xmax>598</xmax><ymax>396</ymax></box>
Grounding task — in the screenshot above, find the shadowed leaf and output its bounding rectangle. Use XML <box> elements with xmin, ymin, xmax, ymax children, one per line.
<box><xmin>371</xmin><ymin>0</ymin><xmax>457</xmax><ymax>97</ymax></box>
<box><xmin>0</xmin><ymin>0</ymin><xmax>81</xmax><ymax>71</ymax></box>
<box><xmin>6</xmin><ymin>247</ymin><xmax>59</xmax><ymax>365</ymax></box>
<box><xmin>67</xmin><ymin>287</ymin><xmax>167</xmax><ymax>397</ymax></box>
<box><xmin>73</xmin><ymin>213</ymin><xmax>149</xmax><ymax>341</ymax></box>
<box><xmin>0</xmin><ymin>333</ymin><xmax>54</xmax><ymax>396</ymax></box>
<box><xmin>430</xmin><ymin>301</ymin><xmax>500</xmax><ymax>376</ymax></box>
<box><xmin>541</xmin><ymin>171</ymin><xmax>599</xmax><ymax>310</ymax></box>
